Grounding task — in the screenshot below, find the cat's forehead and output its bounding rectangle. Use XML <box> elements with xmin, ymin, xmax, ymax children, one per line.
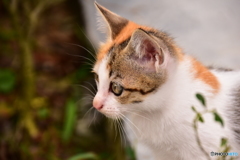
<box><xmin>93</xmin><ymin>55</ymin><xmax>108</xmax><ymax>73</ymax></box>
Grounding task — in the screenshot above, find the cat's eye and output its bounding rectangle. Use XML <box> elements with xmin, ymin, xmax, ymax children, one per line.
<box><xmin>111</xmin><ymin>82</ymin><xmax>123</xmax><ymax>96</ymax></box>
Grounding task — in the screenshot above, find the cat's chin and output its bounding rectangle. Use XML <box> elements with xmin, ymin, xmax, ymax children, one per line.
<box><xmin>102</xmin><ymin>112</ymin><xmax>121</xmax><ymax>119</ymax></box>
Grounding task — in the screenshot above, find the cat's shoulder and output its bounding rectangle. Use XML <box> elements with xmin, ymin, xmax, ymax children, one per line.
<box><xmin>209</xmin><ymin>66</ymin><xmax>240</xmax><ymax>93</ymax></box>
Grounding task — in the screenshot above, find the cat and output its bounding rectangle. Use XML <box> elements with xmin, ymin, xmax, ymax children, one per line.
<box><xmin>91</xmin><ymin>2</ymin><xmax>240</xmax><ymax>160</ymax></box>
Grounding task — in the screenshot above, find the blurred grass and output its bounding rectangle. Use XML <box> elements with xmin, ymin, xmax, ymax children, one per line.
<box><xmin>0</xmin><ymin>69</ymin><xmax>16</xmax><ymax>93</ymax></box>
<box><xmin>0</xmin><ymin>0</ymin><xmax>134</xmax><ymax>160</ymax></box>
<box><xmin>62</xmin><ymin>99</ymin><xmax>77</xmax><ymax>142</ymax></box>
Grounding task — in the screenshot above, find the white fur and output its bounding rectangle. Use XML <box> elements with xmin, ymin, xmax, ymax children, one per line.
<box><xmin>94</xmin><ymin>55</ymin><xmax>240</xmax><ymax>160</ymax></box>
<box><xmin>93</xmin><ymin>57</ymin><xmax>122</xmax><ymax>119</ymax></box>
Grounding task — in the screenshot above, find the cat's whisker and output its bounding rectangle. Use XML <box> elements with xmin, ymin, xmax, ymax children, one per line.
<box><xmin>65</xmin><ymin>43</ymin><xmax>96</xmax><ymax>61</ymax></box>
<box><xmin>116</xmin><ymin>118</ymin><xmax>124</xmax><ymax>145</ymax></box>
<box><xmin>72</xmin><ymin>92</ymin><xmax>94</xmax><ymax>100</ymax></box>
<box><xmin>120</xmin><ymin>106</ymin><xmax>153</xmax><ymax>114</ymax></box>
<box><xmin>120</xmin><ymin>119</ymin><xmax>129</xmax><ymax>146</ymax></box>
<box><xmin>116</xmin><ymin>119</ymin><xmax>123</xmax><ymax>145</ymax></box>
<box><xmin>82</xmin><ymin>106</ymin><xmax>95</xmax><ymax>120</ymax></box>
<box><xmin>88</xmin><ymin>109</ymin><xmax>98</xmax><ymax>127</ymax></box>
<box><xmin>84</xmin><ymin>81</ymin><xmax>97</xmax><ymax>93</ymax></box>
<box><xmin>78</xmin><ymin>95</ymin><xmax>96</xmax><ymax>127</ymax></box>
<box><xmin>119</xmin><ymin>113</ymin><xmax>139</xmax><ymax>139</ymax></box>
<box><xmin>61</xmin><ymin>50</ymin><xmax>95</xmax><ymax>65</ymax></box>
<box><xmin>78</xmin><ymin>85</ymin><xmax>96</xmax><ymax>96</ymax></box>
<box><xmin>119</xmin><ymin>107</ymin><xmax>144</xmax><ymax>112</ymax></box>
<box><xmin>77</xmin><ymin>95</ymin><xmax>93</xmax><ymax>101</ymax></box>
<box><xmin>74</xmin><ymin>94</ymin><xmax>94</xmax><ymax>111</ymax></box>
<box><xmin>117</xmin><ymin>118</ymin><xmax>127</xmax><ymax>146</ymax></box>
<box><xmin>80</xmin><ymin>97</ymin><xmax>94</xmax><ymax>102</ymax></box>
<box><xmin>113</xmin><ymin>119</ymin><xmax>118</xmax><ymax>142</ymax></box>
<box><xmin>83</xmin><ymin>61</ymin><xmax>95</xmax><ymax>67</ymax></box>
<box><xmin>120</xmin><ymin>113</ymin><xmax>141</xmax><ymax>134</ymax></box>
<box><xmin>114</xmin><ymin>119</ymin><xmax>121</xmax><ymax>143</ymax></box>
<box><xmin>76</xmin><ymin>24</ymin><xmax>98</xmax><ymax>55</ymax></box>
<box><xmin>120</xmin><ymin>109</ymin><xmax>156</xmax><ymax>125</ymax></box>
<box><xmin>80</xmin><ymin>94</ymin><xmax>94</xmax><ymax>100</ymax></box>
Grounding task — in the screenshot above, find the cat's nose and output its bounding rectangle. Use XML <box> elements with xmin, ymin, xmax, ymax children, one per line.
<box><xmin>93</xmin><ymin>94</ymin><xmax>105</xmax><ymax>110</ymax></box>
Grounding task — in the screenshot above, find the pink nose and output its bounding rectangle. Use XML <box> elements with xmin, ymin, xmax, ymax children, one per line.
<box><xmin>93</xmin><ymin>96</ymin><xmax>104</xmax><ymax>110</ymax></box>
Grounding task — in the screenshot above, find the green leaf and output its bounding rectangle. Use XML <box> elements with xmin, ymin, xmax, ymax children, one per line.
<box><xmin>221</xmin><ymin>138</ymin><xmax>227</xmax><ymax>147</ymax></box>
<box><xmin>68</xmin><ymin>152</ymin><xmax>98</xmax><ymax>160</ymax></box>
<box><xmin>213</xmin><ymin>111</ymin><xmax>224</xmax><ymax>127</ymax></box>
<box><xmin>196</xmin><ymin>93</ymin><xmax>206</xmax><ymax>107</ymax></box>
<box><xmin>62</xmin><ymin>99</ymin><xmax>77</xmax><ymax>142</ymax></box>
<box><xmin>197</xmin><ymin>113</ymin><xmax>204</xmax><ymax>123</ymax></box>
<box><xmin>0</xmin><ymin>69</ymin><xmax>16</xmax><ymax>93</ymax></box>
<box><xmin>125</xmin><ymin>146</ymin><xmax>136</xmax><ymax>159</ymax></box>
<box><xmin>191</xmin><ymin>106</ymin><xmax>197</xmax><ymax>113</ymax></box>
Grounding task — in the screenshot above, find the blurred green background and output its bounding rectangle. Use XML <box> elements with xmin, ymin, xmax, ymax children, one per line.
<box><xmin>0</xmin><ymin>0</ymin><xmax>134</xmax><ymax>160</ymax></box>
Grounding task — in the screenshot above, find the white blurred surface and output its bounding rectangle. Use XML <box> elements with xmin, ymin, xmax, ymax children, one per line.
<box><xmin>81</xmin><ymin>0</ymin><xmax>240</xmax><ymax>68</ymax></box>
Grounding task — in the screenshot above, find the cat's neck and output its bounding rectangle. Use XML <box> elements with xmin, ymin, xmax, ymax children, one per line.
<box><xmin>138</xmin><ymin>55</ymin><xmax>217</xmax><ymax>112</ymax></box>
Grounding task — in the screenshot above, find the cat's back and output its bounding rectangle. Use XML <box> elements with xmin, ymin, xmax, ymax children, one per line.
<box><xmin>211</xmin><ymin>68</ymin><xmax>240</xmax><ymax>93</ymax></box>
<box><xmin>210</xmin><ymin>68</ymin><xmax>240</xmax><ymax>112</ymax></box>
<box><xmin>211</xmin><ymin>68</ymin><xmax>240</xmax><ymax>151</ymax></box>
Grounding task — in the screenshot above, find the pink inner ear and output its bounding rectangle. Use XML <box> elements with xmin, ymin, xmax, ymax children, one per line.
<box><xmin>141</xmin><ymin>40</ymin><xmax>157</xmax><ymax>62</ymax></box>
<box><xmin>145</xmin><ymin>40</ymin><xmax>156</xmax><ymax>54</ymax></box>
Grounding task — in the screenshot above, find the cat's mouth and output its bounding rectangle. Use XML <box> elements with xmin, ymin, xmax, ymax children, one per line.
<box><xmin>99</xmin><ymin>108</ymin><xmax>121</xmax><ymax>119</ymax></box>
<box><xmin>103</xmin><ymin>113</ymin><xmax>121</xmax><ymax>119</ymax></box>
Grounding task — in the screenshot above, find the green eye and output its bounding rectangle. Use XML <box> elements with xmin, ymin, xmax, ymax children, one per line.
<box><xmin>111</xmin><ymin>82</ymin><xmax>123</xmax><ymax>96</ymax></box>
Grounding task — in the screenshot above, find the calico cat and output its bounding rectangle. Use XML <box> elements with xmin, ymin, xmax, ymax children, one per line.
<box><xmin>92</xmin><ymin>2</ymin><xmax>240</xmax><ymax>160</ymax></box>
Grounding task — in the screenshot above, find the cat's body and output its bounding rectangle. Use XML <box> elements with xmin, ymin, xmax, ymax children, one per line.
<box><xmin>92</xmin><ymin>2</ymin><xmax>240</xmax><ymax>160</ymax></box>
<box><xmin>125</xmin><ymin>62</ymin><xmax>240</xmax><ymax>159</ymax></box>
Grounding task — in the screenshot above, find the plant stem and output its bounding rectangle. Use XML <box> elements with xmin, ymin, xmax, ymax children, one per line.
<box><xmin>6</xmin><ymin>0</ymin><xmax>38</xmax><ymax>137</ymax></box>
<box><xmin>20</xmin><ymin>40</ymin><xmax>35</xmax><ymax>102</ymax></box>
<box><xmin>193</xmin><ymin>118</ymin><xmax>211</xmax><ymax>160</ymax></box>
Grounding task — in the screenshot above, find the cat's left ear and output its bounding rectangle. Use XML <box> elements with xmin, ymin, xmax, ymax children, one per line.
<box><xmin>128</xmin><ymin>29</ymin><xmax>165</xmax><ymax>72</ymax></box>
<box><xmin>95</xmin><ymin>2</ymin><xmax>128</xmax><ymax>40</ymax></box>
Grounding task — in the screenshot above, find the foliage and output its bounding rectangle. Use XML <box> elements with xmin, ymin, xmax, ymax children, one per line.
<box><xmin>0</xmin><ymin>69</ymin><xmax>16</xmax><ymax>93</ymax></box>
<box><xmin>192</xmin><ymin>93</ymin><xmax>233</xmax><ymax>160</ymax></box>
<box><xmin>67</xmin><ymin>153</ymin><xmax>98</xmax><ymax>160</ymax></box>
<box><xmin>62</xmin><ymin>99</ymin><xmax>78</xmax><ymax>142</ymax></box>
<box><xmin>0</xmin><ymin>0</ymin><xmax>132</xmax><ymax>160</ymax></box>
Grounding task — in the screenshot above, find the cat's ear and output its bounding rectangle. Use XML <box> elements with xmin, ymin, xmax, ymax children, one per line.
<box><xmin>128</xmin><ymin>29</ymin><xmax>164</xmax><ymax>72</ymax></box>
<box><xmin>95</xmin><ymin>2</ymin><xmax>128</xmax><ymax>40</ymax></box>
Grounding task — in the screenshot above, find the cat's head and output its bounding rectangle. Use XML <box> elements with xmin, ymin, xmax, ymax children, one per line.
<box><xmin>92</xmin><ymin>2</ymin><xmax>182</xmax><ymax>119</ymax></box>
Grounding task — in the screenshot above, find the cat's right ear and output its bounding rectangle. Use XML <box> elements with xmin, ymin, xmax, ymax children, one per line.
<box><xmin>94</xmin><ymin>2</ymin><xmax>128</xmax><ymax>40</ymax></box>
<box><xmin>127</xmin><ymin>29</ymin><xmax>166</xmax><ymax>73</ymax></box>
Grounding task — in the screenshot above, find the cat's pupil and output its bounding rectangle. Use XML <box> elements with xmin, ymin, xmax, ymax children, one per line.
<box><xmin>111</xmin><ymin>82</ymin><xmax>123</xmax><ymax>96</ymax></box>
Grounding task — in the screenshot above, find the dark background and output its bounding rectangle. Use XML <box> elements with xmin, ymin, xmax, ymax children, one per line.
<box><xmin>0</xmin><ymin>0</ymin><xmax>133</xmax><ymax>160</ymax></box>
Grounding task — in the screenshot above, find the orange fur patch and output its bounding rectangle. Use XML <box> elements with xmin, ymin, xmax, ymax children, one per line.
<box><xmin>174</xmin><ymin>46</ymin><xmax>184</xmax><ymax>61</ymax></box>
<box><xmin>191</xmin><ymin>58</ymin><xmax>220</xmax><ymax>93</ymax></box>
<box><xmin>97</xmin><ymin>21</ymin><xmax>150</xmax><ymax>61</ymax></box>
<box><xmin>97</xmin><ymin>40</ymin><xmax>113</xmax><ymax>61</ymax></box>
<box><xmin>96</xmin><ymin>21</ymin><xmax>184</xmax><ymax>64</ymax></box>
<box><xmin>114</xmin><ymin>22</ymin><xmax>150</xmax><ymax>44</ymax></box>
